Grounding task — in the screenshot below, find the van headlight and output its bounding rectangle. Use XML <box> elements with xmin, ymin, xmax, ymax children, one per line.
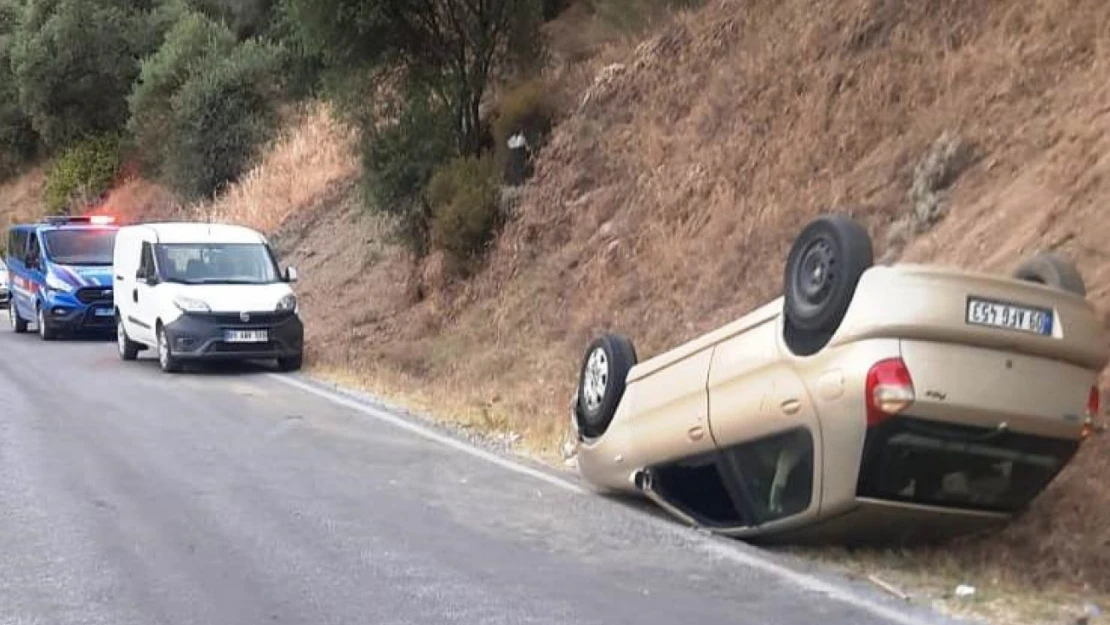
<box><xmin>45</xmin><ymin>273</ymin><xmax>74</xmax><ymax>294</ymax></box>
<box><xmin>173</xmin><ymin>296</ymin><xmax>211</xmax><ymax>313</ymax></box>
<box><xmin>276</xmin><ymin>294</ymin><xmax>297</xmax><ymax>312</ymax></box>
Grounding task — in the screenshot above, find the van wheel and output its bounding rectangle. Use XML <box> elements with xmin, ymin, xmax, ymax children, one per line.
<box><xmin>157</xmin><ymin>325</ymin><xmax>182</xmax><ymax>373</ymax></box>
<box><xmin>10</xmin><ymin>306</ymin><xmax>27</xmax><ymax>333</ymax></box>
<box><xmin>37</xmin><ymin>305</ymin><xmax>57</xmax><ymax>341</ymax></box>
<box><xmin>575</xmin><ymin>333</ymin><xmax>637</xmax><ymax>438</ymax></box>
<box><xmin>783</xmin><ymin>214</ymin><xmax>873</xmax><ymax>350</ymax></box>
<box><xmin>1012</xmin><ymin>252</ymin><xmax>1087</xmax><ymax>297</ymax></box>
<box><xmin>117</xmin><ymin>318</ymin><xmax>139</xmax><ymax>361</ymax></box>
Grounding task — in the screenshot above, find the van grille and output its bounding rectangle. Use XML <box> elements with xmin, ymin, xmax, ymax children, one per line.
<box><xmin>76</xmin><ymin>287</ymin><xmax>113</xmax><ymax>304</ymax></box>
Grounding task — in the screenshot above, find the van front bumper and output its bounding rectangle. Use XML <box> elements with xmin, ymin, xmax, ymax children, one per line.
<box><xmin>163</xmin><ymin>310</ymin><xmax>304</xmax><ymax>360</ymax></box>
<box><xmin>41</xmin><ymin>297</ymin><xmax>116</xmax><ymax>332</ymax></box>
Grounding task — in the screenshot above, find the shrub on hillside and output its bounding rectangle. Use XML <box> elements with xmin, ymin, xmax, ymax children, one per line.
<box><xmin>9</xmin><ymin>0</ymin><xmax>162</xmax><ymax>149</ymax></box>
<box><xmin>128</xmin><ymin>10</ymin><xmax>237</xmax><ymax>179</ymax></box>
<box><xmin>163</xmin><ymin>39</ymin><xmax>283</xmax><ymax>200</ymax></box>
<box><xmin>491</xmin><ymin>78</ymin><xmax>557</xmax><ymax>183</ymax></box>
<box><xmin>428</xmin><ymin>155</ymin><xmax>503</xmax><ymax>271</ymax></box>
<box><xmin>360</xmin><ymin>89</ymin><xmax>455</xmax><ymax>255</ymax></box>
<box><xmin>44</xmin><ymin>134</ymin><xmax>121</xmax><ymax>214</ymax></box>
<box><xmin>0</xmin><ymin>0</ymin><xmax>38</xmax><ymax>180</ymax></box>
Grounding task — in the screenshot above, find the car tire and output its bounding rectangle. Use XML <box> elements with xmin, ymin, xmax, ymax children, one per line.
<box><xmin>575</xmin><ymin>333</ymin><xmax>638</xmax><ymax>438</ymax></box>
<box><xmin>37</xmin><ymin>305</ymin><xmax>57</xmax><ymax>341</ymax></box>
<box><xmin>10</xmin><ymin>306</ymin><xmax>27</xmax><ymax>334</ymax></box>
<box><xmin>783</xmin><ymin>214</ymin><xmax>873</xmax><ymax>334</ymax></box>
<box><xmin>117</xmin><ymin>318</ymin><xmax>139</xmax><ymax>361</ymax></box>
<box><xmin>277</xmin><ymin>354</ymin><xmax>303</xmax><ymax>372</ymax></box>
<box><xmin>157</xmin><ymin>325</ymin><xmax>182</xmax><ymax>373</ymax></box>
<box><xmin>1012</xmin><ymin>252</ymin><xmax>1087</xmax><ymax>297</ymax></box>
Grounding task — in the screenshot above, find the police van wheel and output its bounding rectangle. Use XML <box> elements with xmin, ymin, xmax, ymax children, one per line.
<box><xmin>9</xmin><ymin>306</ymin><xmax>27</xmax><ymax>334</ymax></box>
<box><xmin>37</xmin><ymin>306</ymin><xmax>57</xmax><ymax>341</ymax></box>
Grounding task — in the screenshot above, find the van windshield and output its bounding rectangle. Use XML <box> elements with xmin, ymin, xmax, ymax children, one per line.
<box><xmin>42</xmin><ymin>229</ymin><xmax>117</xmax><ymax>266</ymax></box>
<box><xmin>154</xmin><ymin>243</ymin><xmax>281</xmax><ymax>285</ymax></box>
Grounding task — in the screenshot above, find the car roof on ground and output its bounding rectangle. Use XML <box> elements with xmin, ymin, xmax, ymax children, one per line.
<box><xmin>127</xmin><ymin>222</ymin><xmax>266</xmax><ymax>245</ymax></box>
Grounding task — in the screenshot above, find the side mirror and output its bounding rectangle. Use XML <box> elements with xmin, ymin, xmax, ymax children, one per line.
<box><xmin>284</xmin><ymin>266</ymin><xmax>298</xmax><ymax>283</ymax></box>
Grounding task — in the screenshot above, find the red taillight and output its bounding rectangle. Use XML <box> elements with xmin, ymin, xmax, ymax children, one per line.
<box><xmin>1087</xmin><ymin>385</ymin><xmax>1101</xmax><ymax>419</ymax></box>
<box><xmin>865</xmin><ymin>358</ymin><xmax>915</xmax><ymax>427</ymax></box>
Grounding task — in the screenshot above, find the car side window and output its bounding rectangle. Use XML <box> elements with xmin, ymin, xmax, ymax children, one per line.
<box><xmin>138</xmin><ymin>242</ymin><xmax>155</xmax><ymax>281</ymax></box>
<box><xmin>25</xmin><ymin>233</ymin><xmax>40</xmax><ymax>270</ymax></box>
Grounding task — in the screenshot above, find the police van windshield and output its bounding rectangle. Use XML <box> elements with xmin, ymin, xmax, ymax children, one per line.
<box><xmin>155</xmin><ymin>243</ymin><xmax>281</xmax><ymax>285</ymax></box>
<box><xmin>43</xmin><ymin>229</ymin><xmax>117</xmax><ymax>266</ymax></box>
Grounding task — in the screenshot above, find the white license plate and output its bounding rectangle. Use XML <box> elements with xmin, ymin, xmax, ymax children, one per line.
<box><xmin>94</xmin><ymin>308</ymin><xmax>113</xmax><ymax>317</ymax></box>
<box><xmin>224</xmin><ymin>329</ymin><xmax>269</xmax><ymax>343</ymax></box>
<box><xmin>966</xmin><ymin>297</ymin><xmax>1053</xmax><ymax>335</ymax></box>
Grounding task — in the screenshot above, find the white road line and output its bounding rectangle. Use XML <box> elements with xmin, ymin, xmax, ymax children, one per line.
<box><xmin>269</xmin><ymin>374</ymin><xmax>588</xmax><ymax>495</ymax></box>
<box><xmin>268</xmin><ymin>373</ymin><xmax>961</xmax><ymax>625</ymax></box>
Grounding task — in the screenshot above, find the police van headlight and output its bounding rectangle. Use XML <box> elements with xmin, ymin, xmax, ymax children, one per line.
<box><xmin>276</xmin><ymin>294</ymin><xmax>297</xmax><ymax>312</ymax></box>
<box><xmin>173</xmin><ymin>296</ymin><xmax>211</xmax><ymax>313</ymax></box>
<box><xmin>45</xmin><ymin>273</ymin><xmax>74</xmax><ymax>294</ymax></box>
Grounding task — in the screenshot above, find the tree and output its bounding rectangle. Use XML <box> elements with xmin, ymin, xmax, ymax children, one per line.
<box><xmin>128</xmin><ymin>9</ymin><xmax>237</xmax><ymax>178</ymax></box>
<box><xmin>287</xmin><ymin>0</ymin><xmax>544</xmax><ymax>157</ymax></box>
<box><xmin>163</xmin><ymin>38</ymin><xmax>283</xmax><ymax>199</ymax></box>
<box><xmin>0</xmin><ymin>0</ymin><xmax>38</xmax><ymax>178</ymax></box>
<box><xmin>9</xmin><ymin>0</ymin><xmax>163</xmax><ymax>149</ymax></box>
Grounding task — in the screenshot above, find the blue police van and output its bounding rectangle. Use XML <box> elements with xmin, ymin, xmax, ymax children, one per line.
<box><xmin>5</xmin><ymin>215</ymin><xmax>120</xmax><ymax>340</ymax></box>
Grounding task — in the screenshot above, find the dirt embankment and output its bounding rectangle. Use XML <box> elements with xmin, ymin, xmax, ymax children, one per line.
<box><xmin>273</xmin><ymin>0</ymin><xmax>1110</xmax><ymax>596</ymax></box>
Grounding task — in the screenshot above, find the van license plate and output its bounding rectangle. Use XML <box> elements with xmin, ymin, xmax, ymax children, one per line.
<box><xmin>966</xmin><ymin>297</ymin><xmax>1053</xmax><ymax>335</ymax></box>
<box><xmin>224</xmin><ymin>329</ymin><xmax>268</xmax><ymax>343</ymax></box>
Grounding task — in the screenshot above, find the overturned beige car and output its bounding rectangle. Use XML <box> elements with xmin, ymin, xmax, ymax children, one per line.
<box><xmin>570</xmin><ymin>214</ymin><xmax>1108</xmax><ymax>545</ymax></box>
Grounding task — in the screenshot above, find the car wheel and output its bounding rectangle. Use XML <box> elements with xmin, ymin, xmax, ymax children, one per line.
<box><xmin>1012</xmin><ymin>252</ymin><xmax>1086</xmax><ymax>297</ymax></box>
<box><xmin>37</xmin><ymin>305</ymin><xmax>57</xmax><ymax>341</ymax></box>
<box><xmin>10</xmin><ymin>305</ymin><xmax>27</xmax><ymax>334</ymax></box>
<box><xmin>157</xmin><ymin>325</ymin><xmax>182</xmax><ymax>373</ymax></box>
<box><xmin>575</xmin><ymin>333</ymin><xmax>637</xmax><ymax>438</ymax></box>
<box><xmin>117</xmin><ymin>318</ymin><xmax>139</xmax><ymax>361</ymax></box>
<box><xmin>783</xmin><ymin>214</ymin><xmax>873</xmax><ymax>334</ymax></box>
<box><xmin>277</xmin><ymin>354</ymin><xmax>303</xmax><ymax>372</ymax></box>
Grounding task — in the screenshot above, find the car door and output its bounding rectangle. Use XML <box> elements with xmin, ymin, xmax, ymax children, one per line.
<box><xmin>6</xmin><ymin>229</ymin><xmax>28</xmax><ymax>319</ymax></box>
<box><xmin>129</xmin><ymin>240</ymin><xmax>159</xmax><ymax>344</ymax></box>
<box><xmin>22</xmin><ymin>231</ymin><xmax>46</xmax><ymax>317</ymax></box>
<box><xmin>706</xmin><ymin>316</ymin><xmax>823</xmax><ymax>528</ymax></box>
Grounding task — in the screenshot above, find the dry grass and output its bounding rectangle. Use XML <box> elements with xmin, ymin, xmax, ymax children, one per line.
<box><xmin>0</xmin><ymin>166</ymin><xmax>47</xmax><ymax>231</ymax></box>
<box><xmin>192</xmin><ymin>101</ymin><xmax>360</xmax><ymax>232</ymax></box>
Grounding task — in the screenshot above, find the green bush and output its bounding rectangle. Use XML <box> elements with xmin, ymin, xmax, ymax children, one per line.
<box><xmin>360</xmin><ymin>88</ymin><xmax>455</xmax><ymax>255</ymax></box>
<box><xmin>491</xmin><ymin>78</ymin><xmax>556</xmax><ymax>181</ymax></box>
<box><xmin>0</xmin><ymin>0</ymin><xmax>39</xmax><ymax>180</ymax></box>
<box><xmin>44</xmin><ymin>134</ymin><xmax>122</xmax><ymax>214</ymax></box>
<box><xmin>163</xmin><ymin>39</ymin><xmax>282</xmax><ymax>199</ymax></box>
<box><xmin>128</xmin><ymin>9</ymin><xmax>237</xmax><ymax>178</ymax></box>
<box><xmin>428</xmin><ymin>155</ymin><xmax>502</xmax><ymax>270</ymax></box>
<box><xmin>9</xmin><ymin>0</ymin><xmax>161</xmax><ymax>149</ymax></box>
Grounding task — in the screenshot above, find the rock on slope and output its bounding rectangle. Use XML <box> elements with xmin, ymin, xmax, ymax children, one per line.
<box><xmin>283</xmin><ymin>0</ymin><xmax>1110</xmax><ymax>591</ymax></box>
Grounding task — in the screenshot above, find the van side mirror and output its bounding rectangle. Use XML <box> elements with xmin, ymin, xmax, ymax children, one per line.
<box><xmin>284</xmin><ymin>266</ymin><xmax>298</xmax><ymax>283</ymax></box>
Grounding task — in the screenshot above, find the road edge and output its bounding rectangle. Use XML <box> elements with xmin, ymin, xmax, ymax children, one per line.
<box><xmin>268</xmin><ymin>371</ymin><xmax>980</xmax><ymax>625</ymax></box>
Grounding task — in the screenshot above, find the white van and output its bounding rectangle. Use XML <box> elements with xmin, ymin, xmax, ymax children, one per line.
<box><xmin>112</xmin><ymin>222</ymin><xmax>304</xmax><ymax>373</ymax></box>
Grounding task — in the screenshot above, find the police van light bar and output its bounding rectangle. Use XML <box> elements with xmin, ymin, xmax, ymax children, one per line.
<box><xmin>41</xmin><ymin>214</ymin><xmax>117</xmax><ymax>226</ymax></box>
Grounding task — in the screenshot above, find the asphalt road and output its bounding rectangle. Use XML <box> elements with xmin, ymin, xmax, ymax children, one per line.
<box><xmin>0</xmin><ymin>328</ymin><xmax>972</xmax><ymax>625</ymax></box>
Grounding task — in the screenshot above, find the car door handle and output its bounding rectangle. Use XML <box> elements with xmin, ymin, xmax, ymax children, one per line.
<box><xmin>116</xmin><ymin>274</ymin><xmax>124</xmax><ymax>281</ymax></box>
<box><xmin>132</xmin><ymin>288</ymin><xmax>138</xmax><ymax>303</ymax></box>
<box><xmin>781</xmin><ymin>399</ymin><xmax>801</xmax><ymax>415</ymax></box>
